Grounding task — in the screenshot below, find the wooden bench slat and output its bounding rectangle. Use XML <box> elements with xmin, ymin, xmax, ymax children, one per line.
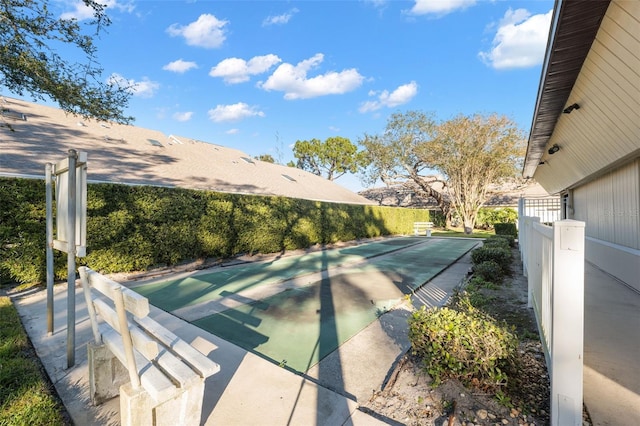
<box><xmin>95</xmin><ymin>299</ymin><xmax>202</xmax><ymax>388</ymax></box>
<box><xmin>82</xmin><ymin>266</ymin><xmax>221</xmax><ymax>413</ymax></box>
<box><xmin>135</xmin><ymin>316</ymin><xmax>220</xmax><ymax>378</ymax></box>
<box><xmin>100</xmin><ymin>326</ymin><xmax>176</xmax><ymax>402</ymax></box>
<box><xmin>153</xmin><ymin>349</ymin><xmax>201</xmax><ymax>389</ymax></box>
<box><xmin>93</xmin><ymin>298</ymin><xmax>159</xmax><ymax>359</ymax></box>
<box><xmin>86</xmin><ymin>269</ymin><xmax>150</xmax><ymax>318</ymax></box>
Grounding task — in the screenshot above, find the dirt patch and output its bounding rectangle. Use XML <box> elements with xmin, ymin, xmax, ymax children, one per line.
<box><xmin>361</xmin><ymin>247</ymin><xmax>556</xmax><ymax>426</ymax></box>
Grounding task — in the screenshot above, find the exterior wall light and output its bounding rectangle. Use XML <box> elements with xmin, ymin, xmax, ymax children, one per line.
<box><xmin>548</xmin><ymin>144</ymin><xmax>560</xmax><ymax>155</ymax></box>
<box><xmin>563</xmin><ymin>103</ymin><xmax>580</xmax><ymax>114</ymax></box>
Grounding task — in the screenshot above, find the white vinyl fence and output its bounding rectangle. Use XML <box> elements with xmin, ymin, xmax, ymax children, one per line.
<box><xmin>518</xmin><ymin>210</ymin><xmax>585</xmax><ymax>426</ymax></box>
<box><xmin>518</xmin><ymin>196</ymin><xmax>562</xmax><ymax>224</ymax></box>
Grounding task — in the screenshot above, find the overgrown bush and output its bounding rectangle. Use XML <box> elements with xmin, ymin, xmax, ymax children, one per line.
<box><xmin>471</xmin><ymin>246</ymin><xmax>512</xmax><ymax>272</ymax></box>
<box><xmin>408</xmin><ymin>296</ymin><xmax>518</xmax><ymax>390</ymax></box>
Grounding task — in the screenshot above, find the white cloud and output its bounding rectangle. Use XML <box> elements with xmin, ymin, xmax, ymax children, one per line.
<box><xmin>61</xmin><ymin>0</ymin><xmax>135</xmax><ymax>20</ymax></box>
<box><xmin>365</xmin><ymin>0</ymin><xmax>388</xmax><ymax>8</ymax></box>
<box><xmin>107</xmin><ymin>73</ymin><xmax>159</xmax><ymax>98</ymax></box>
<box><xmin>479</xmin><ymin>8</ymin><xmax>553</xmax><ymax>69</ymax></box>
<box><xmin>408</xmin><ymin>0</ymin><xmax>476</xmax><ymax>16</ymax></box>
<box><xmin>209</xmin><ymin>55</ymin><xmax>282</xmax><ymax>84</ymax></box>
<box><xmin>208</xmin><ymin>103</ymin><xmax>265</xmax><ymax>123</ymax></box>
<box><xmin>163</xmin><ymin>59</ymin><xmax>198</xmax><ymax>73</ymax></box>
<box><xmin>167</xmin><ymin>14</ymin><xmax>228</xmax><ymax>49</ymax></box>
<box><xmin>359</xmin><ymin>81</ymin><xmax>418</xmax><ymax>112</ymax></box>
<box><xmin>258</xmin><ymin>53</ymin><xmax>365</xmax><ymax>100</ymax></box>
<box><xmin>173</xmin><ymin>111</ymin><xmax>193</xmax><ymax>122</ymax></box>
<box><xmin>262</xmin><ymin>8</ymin><xmax>299</xmax><ymax>26</ymax></box>
<box><xmin>226</xmin><ymin>128</ymin><xmax>240</xmax><ymax>135</ymax></box>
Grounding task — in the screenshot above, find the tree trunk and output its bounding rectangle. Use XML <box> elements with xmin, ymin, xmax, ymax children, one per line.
<box><xmin>408</xmin><ymin>171</ymin><xmax>451</xmax><ymax>226</ymax></box>
<box><xmin>462</xmin><ymin>212</ymin><xmax>477</xmax><ymax>234</ymax></box>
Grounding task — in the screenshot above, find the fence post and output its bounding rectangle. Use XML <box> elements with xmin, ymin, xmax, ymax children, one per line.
<box><xmin>551</xmin><ymin>220</ymin><xmax>585</xmax><ymax>426</ymax></box>
<box><xmin>525</xmin><ymin>217</ymin><xmax>540</xmax><ymax>308</ymax></box>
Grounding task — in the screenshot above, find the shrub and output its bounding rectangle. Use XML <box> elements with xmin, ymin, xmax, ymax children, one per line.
<box><xmin>471</xmin><ymin>246</ymin><xmax>512</xmax><ymax>272</ymax></box>
<box><xmin>473</xmin><ymin>260</ymin><xmax>504</xmax><ymax>283</ymax></box>
<box><xmin>488</xmin><ymin>234</ymin><xmax>516</xmax><ymax>247</ymax></box>
<box><xmin>482</xmin><ymin>236</ymin><xmax>510</xmax><ymax>250</ymax></box>
<box><xmin>408</xmin><ymin>301</ymin><xmax>518</xmax><ymax>390</ymax></box>
<box><xmin>466</xmin><ymin>276</ymin><xmax>497</xmax><ymax>291</ymax></box>
<box><xmin>494</xmin><ymin>223</ymin><xmax>518</xmax><ymax>239</ymax></box>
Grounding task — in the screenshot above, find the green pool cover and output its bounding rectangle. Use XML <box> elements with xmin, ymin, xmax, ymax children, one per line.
<box><xmin>135</xmin><ymin>237</ymin><xmax>425</xmax><ymax>311</ymax></box>
<box><xmin>190</xmin><ymin>238</ymin><xmax>478</xmax><ymax>372</ymax></box>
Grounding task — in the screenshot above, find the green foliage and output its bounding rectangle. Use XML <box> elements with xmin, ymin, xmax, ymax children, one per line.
<box><xmin>471</xmin><ymin>246</ymin><xmax>512</xmax><ymax>272</ymax></box>
<box><xmin>473</xmin><ymin>260</ymin><xmax>504</xmax><ymax>284</ymax></box>
<box><xmin>482</xmin><ymin>235</ymin><xmax>511</xmax><ymax>250</ymax></box>
<box><xmin>292</xmin><ymin>136</ymin><xmax>369</xmax><ymax>180</ymax></box>
<box><xmin>408</xmin><ymin>298</ymin><xmax>517</xmax><ymax>391</ymax></box>
<box><xmin>256</xmin><ymin>154</ymin><xmax>275</xmax><ymax>163</ymax></box>
<box><xmin>0</xmin><ymin>297</ymin><xmax>68</xmax><ymax>425</ymax></box>
<box><xmin>494</xmin><ymin>223</ymin><xmax>518</xmax><ymax>239</ymax></box>
<box><xmin>475</xmin><ymin>208</ymin><xmax>518</xmax><ymax>230</ymax></box>
<box><xmin>466</xmin><ymin>276</ymin><xmax>498</xmax><ymax>291</ymax></box>
<box><xmin>360</xmin><ymin>111</ymin><xmax>525</xmax><ymax>234</ymax></box>
<box><xmin>0</xmin><ymin>177</ymin><xmax>427</xmax><ymax>284</ymax></box>
<box><xmin>489</xmin><ymin>233</ymin><xmax>516</xmax><ymax>248</ymax></box>
<box><xmin>0</xmin><ymin>0</ymin><xmax>132</xmax><ymax>123</ymax></box>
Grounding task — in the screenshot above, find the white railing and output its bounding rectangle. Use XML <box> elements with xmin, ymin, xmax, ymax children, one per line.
<box><xmin>519</xmin><ymin>214</ymin><xmax>585</xmax><ymax>426</ymax></box>
<box><xmin>518</xmin><ymin>196</ymin><xmax>562</xmax><ymax>224</ymax></box>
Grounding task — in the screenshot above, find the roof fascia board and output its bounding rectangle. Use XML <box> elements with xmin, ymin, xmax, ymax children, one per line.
<box><xmin>523</xmin><ymin>0</ymin><xmax>611</xmax><ymax>180</ymax></box>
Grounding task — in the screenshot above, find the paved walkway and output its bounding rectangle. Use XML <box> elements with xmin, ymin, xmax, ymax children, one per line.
<box><xmin>583</xmin><ymin>263</ymin><xmax>640</xmax><ymax>426</ymax></box>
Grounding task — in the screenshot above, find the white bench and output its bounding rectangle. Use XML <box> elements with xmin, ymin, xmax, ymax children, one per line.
<box><xmin>79</xmin><ymin>267</ymin><xmax>220</xmax><ymax>426</ymax></box>
<box><xmin>413</xmin><ymin>221</ymin><xmax>434</xmax><ymax>236</ymax></box>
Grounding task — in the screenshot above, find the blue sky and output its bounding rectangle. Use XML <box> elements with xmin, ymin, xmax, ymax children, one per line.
<box><xmin>9</xmin><ymin>0</ymin><xmax>554</xmax><ymax>191</ymax></box>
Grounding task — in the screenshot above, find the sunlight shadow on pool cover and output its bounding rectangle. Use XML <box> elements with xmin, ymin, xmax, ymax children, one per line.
<box><xmin>192</xmin><ymin>272</ymin><xmax>399</xmax><ymax>373</ymax></box>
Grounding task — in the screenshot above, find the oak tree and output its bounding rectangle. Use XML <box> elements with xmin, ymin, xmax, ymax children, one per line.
<box><xmin>292</xmin><ymin>136</ymin><xmax>369</xmax><ymax>181</ymax></box>
<box><xmin>0</xmin><ymin>0</ymin><xmax>132</xmax><ymax>124</ymax></box>
<box><xmin>361</xmin><ymin>111</ymin><xmax>525</xmax><ymax>233</ymax></box>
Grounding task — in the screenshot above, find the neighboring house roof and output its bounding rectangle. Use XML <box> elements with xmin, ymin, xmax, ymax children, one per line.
<box><xmin>0</xmin><ymin>97</ymin><xmax>373</xmax><ymax>205</ymax></box>
<box><xmin>524</xmin><ymin>0</ymin><xmax>640</xmax><ymax>195</ymax></box>
<box><xmin>359</xmin><ymin>181</ymin><xmax>552</xmax><ymax>209</ymax></box>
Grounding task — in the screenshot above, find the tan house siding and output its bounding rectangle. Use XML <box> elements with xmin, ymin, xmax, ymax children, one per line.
<box><xmin>571</xmin><ymin>158</ymin><xmax>640</xmax><ymax>289</ymax></box>
<box><xmin>533</xmin><ymin>0</ymin><xmax>640</xmax><ymax>194</ymax></box>
<box><xmin>573</xmin><ymin>158</ymin><xmax>640</xmax><ymax>250</ymax></box>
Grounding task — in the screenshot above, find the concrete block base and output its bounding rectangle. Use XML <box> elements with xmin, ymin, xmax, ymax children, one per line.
<box><xmin>120</xmin><ymin>381</ymin><xmax>206</xmax><ymax>426</ymax></box>
<box><xmin>88</xmin><ymin>343</ymin><xmax>129</xmax><ymax>405</ymax></box>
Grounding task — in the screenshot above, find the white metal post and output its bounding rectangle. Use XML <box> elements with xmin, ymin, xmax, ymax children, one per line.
<box><xmin>551</xmin><ymin>219</ymin><xmax>585</xmax><ymax>426</ymax></box>
<box><xmin>46</xmin><ymin>163</ymin><xmax>54</xmax><ymax>335</ymax></box>
<box><xmin>66</xmin><ymin>149</ymin><xmax>77</xmax><ymax>368</ymax></box>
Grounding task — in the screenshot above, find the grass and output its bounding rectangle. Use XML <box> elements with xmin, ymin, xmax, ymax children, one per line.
<box><xmin>431</xmin><ymin>227</ymin><xmax>495</xmax><ymax>239</ymax></box>
<box><xmin>0</xmin><ymin>296</ymin><xmax>69</xmax><ymax>426</ymax></box>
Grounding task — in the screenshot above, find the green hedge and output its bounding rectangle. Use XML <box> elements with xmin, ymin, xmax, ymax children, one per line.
<box><xmin>494</xmin><ymin>223</ymin><xmax>518</xmax><ymax>239</ymax></box>
<box><xmin>1</xmin><ymin>177</ymin><xmax>429</xmax><ymax>284</ymax></box>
